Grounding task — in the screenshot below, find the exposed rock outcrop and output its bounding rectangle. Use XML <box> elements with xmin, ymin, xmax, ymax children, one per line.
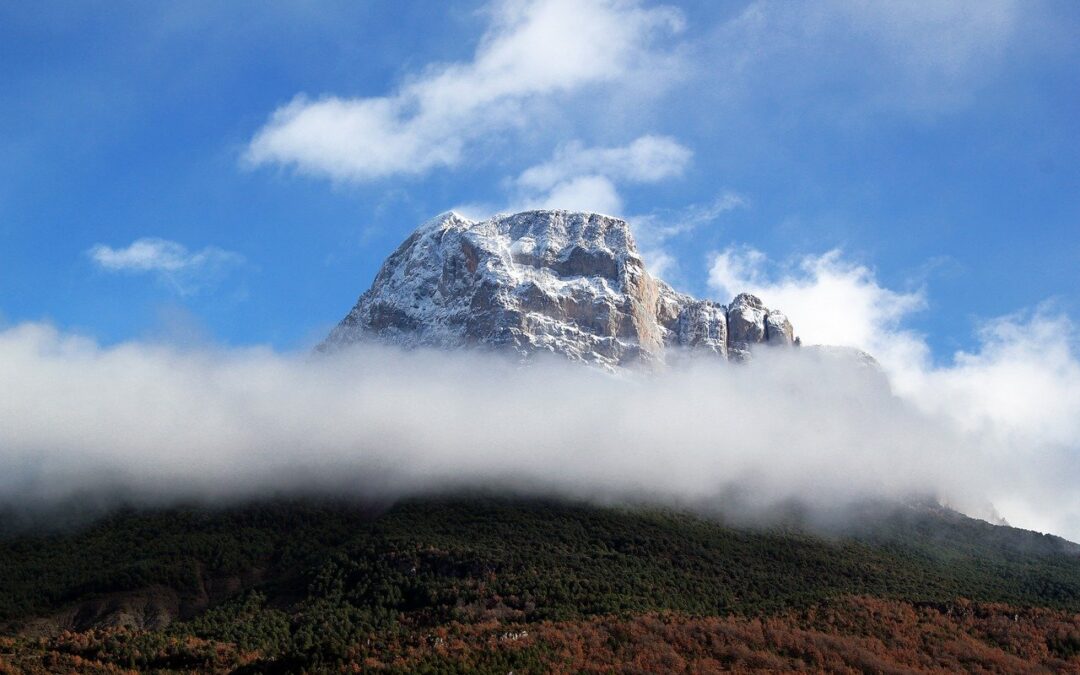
<box><xmin>321</xmin><ymin>210</ymin><xmax>797</xmax><ymax>369</ymax></box>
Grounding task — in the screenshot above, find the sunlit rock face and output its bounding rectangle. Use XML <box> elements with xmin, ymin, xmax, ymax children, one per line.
<box><xmin>321</xmin><ymin>210</ymin><xmax>798</xmax><ymax>369</ymax></box>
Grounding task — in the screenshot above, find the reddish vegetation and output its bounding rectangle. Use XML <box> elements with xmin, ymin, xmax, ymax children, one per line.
<box><xmin>359</xmin><ymin>597</ymin><xmax>1080</xmax><ymax>673</ymax></box>
<box><xmin>2</xmin><ymin>596</ymin><xmax>1079</xmax><ymax>673</ymax></box>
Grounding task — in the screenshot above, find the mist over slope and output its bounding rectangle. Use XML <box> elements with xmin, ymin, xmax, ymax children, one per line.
<box><xmin>0</xmin><ymin>317</ymin><xmax>1073</xmax><ymax>539</ymax></box>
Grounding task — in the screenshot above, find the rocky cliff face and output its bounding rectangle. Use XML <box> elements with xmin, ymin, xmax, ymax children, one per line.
<box><xmin>321</xmin><ymin>210</ymin><xmax>798</xmax><ymax>369</ymax></box>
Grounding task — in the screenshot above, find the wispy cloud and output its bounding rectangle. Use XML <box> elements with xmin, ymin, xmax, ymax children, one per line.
<box><xmin>245</xmin><ymin>0</ymin><xmax>684</xmax><ymax>183</ymax></box>
<box><xmin>709</xmin><ymin>0</ymin><xmax>1021</xmax><ymax>118</ymax></box>
<box><xmin>630</xmin><ymin>193</ymin><xmax>748</xmax><ymax>282</ymax></box>
<box><xmin>88</xmin><ymin>238</ymin><xmax>244</xmax><ymax>295</ymax></box>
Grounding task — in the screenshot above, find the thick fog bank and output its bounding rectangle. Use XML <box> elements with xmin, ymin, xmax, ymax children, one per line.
<box><xmin>0</xmin><ymin>321</ymin><xmax>1077</xmax><ymax>540</ymax></box>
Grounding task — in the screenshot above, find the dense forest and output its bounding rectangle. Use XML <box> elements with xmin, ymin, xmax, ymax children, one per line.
<box><xmin>0</xmin><ymin>497</ymin><xmax>1078</xmax><ymax>672</ymax></box>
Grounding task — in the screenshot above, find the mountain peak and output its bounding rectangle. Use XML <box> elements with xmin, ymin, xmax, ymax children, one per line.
<box><xmin>322</xmin><ymin>210</ymin><xmax>796</xmax><ymax>368</ymax></box>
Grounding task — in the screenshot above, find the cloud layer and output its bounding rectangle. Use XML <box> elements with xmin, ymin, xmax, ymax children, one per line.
<box><xmin>0</xmin><ymin>324</ymin><xmax>962</xmax><ymax>510</ymax></box>
<box><xmin>1</xmin><ymin>300</ymin><xmax>1078</xmax><ymax>539</ymax></box>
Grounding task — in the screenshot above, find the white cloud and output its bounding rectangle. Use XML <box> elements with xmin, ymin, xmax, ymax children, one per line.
<box><xmin>706</xmin><ymin>246</ymin><xmax>1080</xmax><ymax>538</ymax></box>
<box><xmin>513</xmin><ymin>135</ymin><xmax>692</xmax><ymax>215</ymax></box>
<box><xmin>918</xmin><ymin>308</ymin><xmax>1080</xmax><ymax>446</ymax></box>
<box><xmin>524</xmin><ymin>175</ymin><xmax>624</xmax><ymax>215</ymax></box>
<box><xmin>245</xmin><ymin>0</ymin><xmax>684</xmax><ymax>182</ymax></box>
<box><xmin>516</xmin><ymin>135</ymin><xmax>691</xmax><ymax>193</ymax></box>
<box><xmin>456</xmin><ymin>134</ymin><xmax>693</xmax><ymax>218</ymax></box>
<box><xmin>708</xmin><ymin>246</ymin><xmax>926</xmax><ymax>369</ymax></box>
<box><xmin>88</xmin><ymin>238</ymin><xmax>244</xmax><ymax>294</ymax></box>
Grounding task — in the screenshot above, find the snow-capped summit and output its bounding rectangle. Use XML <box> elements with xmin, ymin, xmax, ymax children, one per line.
<box><xmin>321</xmin><ymin>210</ymin><xmax>797</xmax><ymax>369</ymax></box>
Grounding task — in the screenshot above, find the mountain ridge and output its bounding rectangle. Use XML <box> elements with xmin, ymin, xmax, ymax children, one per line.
<box><xmin>321</xmin><ymin>210</ymin><xmax>797</xmax><ymax>368</ymax></box>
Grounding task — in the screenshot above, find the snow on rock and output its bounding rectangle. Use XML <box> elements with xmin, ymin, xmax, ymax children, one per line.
<box><xmin>765</xmin><ymin>310</ymin><xmax>795</xmax><ymax>346</ymax></box>
<box><xmin>321</xmin><ymin>210</ymin><xmax>798</xmax><ymax>369</ymax></box>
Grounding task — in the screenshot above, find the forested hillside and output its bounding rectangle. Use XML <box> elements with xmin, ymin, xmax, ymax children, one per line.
<box><xmin>1</xmin><ymin>497</ymin><xmax>1078</xmax><ymax>672</ymax></box>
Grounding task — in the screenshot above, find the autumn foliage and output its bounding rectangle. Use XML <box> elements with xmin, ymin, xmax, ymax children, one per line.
<box><xmin>1</xmin><ymin>596</ymin><xmax>1078</xmax><ymax>673</ymax></box>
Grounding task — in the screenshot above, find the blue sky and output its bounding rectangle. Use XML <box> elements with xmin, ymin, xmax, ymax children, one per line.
<box><xmin>1</xmin><ymin>0</ymin><xmax>1078</xmax><ymax>359</ymax></box>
